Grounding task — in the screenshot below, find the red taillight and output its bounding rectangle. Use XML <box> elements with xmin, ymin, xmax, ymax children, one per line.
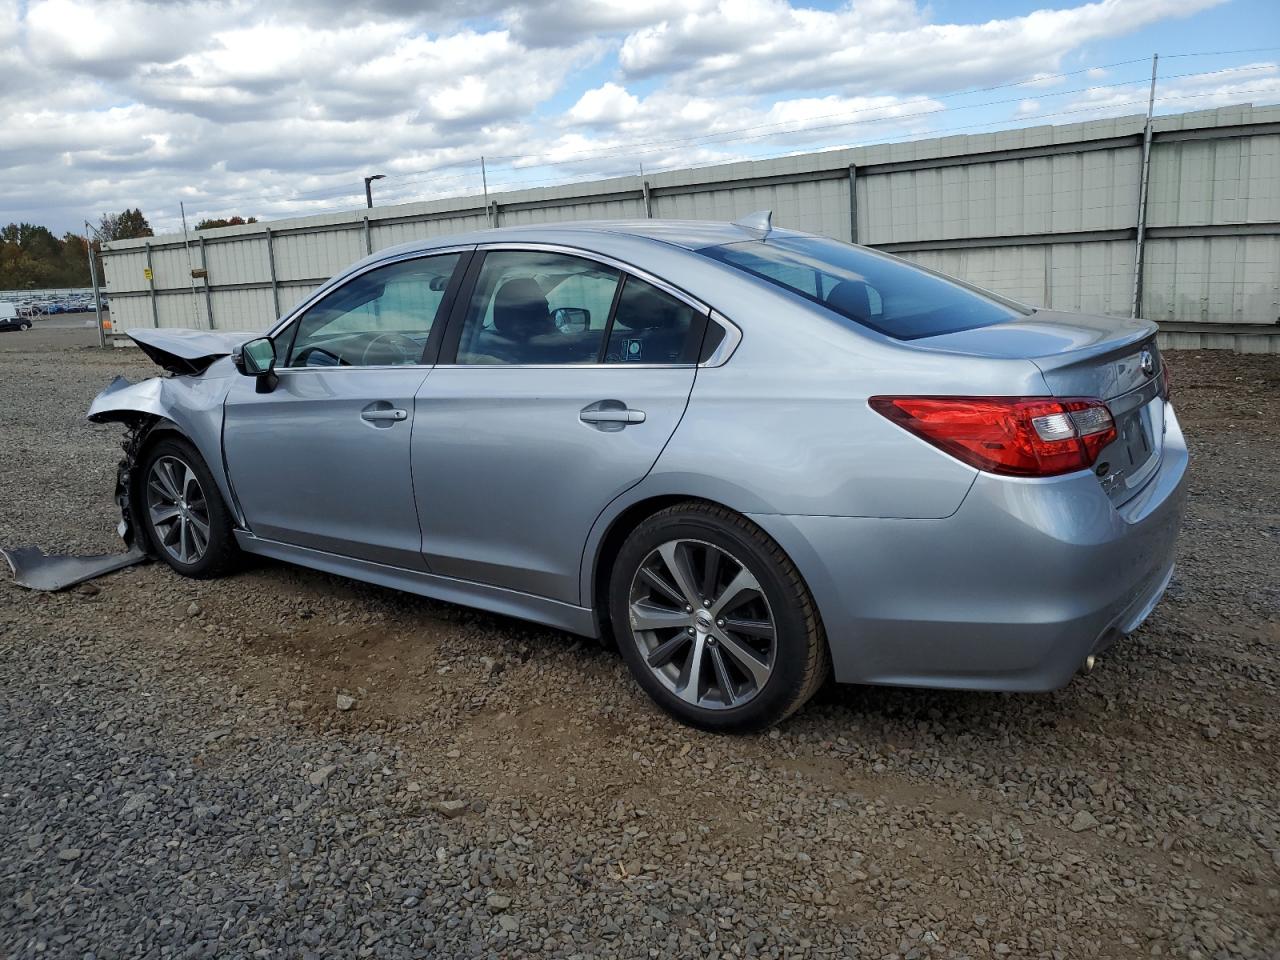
<box><xmin>869</xmin><ymin>396</ymin><xmax>1117</xmax><ymax>477</ymax></box>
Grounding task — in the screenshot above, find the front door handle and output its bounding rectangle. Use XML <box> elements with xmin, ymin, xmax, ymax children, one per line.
<box><xmin>361</xmin><ymin>407</ymin><xmax>408</xmax><ymax>423</ymax></box>
<box><xmin>580</xmin><ymin>399</ymin><xmax>646</xmax><ymax>432</ymax></box>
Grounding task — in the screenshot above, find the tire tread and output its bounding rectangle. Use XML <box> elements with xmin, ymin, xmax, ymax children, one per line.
<box><xmin>615</xmin><ymin>500</ymin><xmax>830</xmax><ymax>729</ymax></box>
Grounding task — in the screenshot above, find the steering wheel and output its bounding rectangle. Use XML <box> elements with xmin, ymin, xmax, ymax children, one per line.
<box><xmin>360</xmin><ymin>332</ymin><xmax>421</xmax><ymax>366</ymax></box>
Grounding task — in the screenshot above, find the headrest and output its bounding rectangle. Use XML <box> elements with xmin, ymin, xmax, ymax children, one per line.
<box><xmin>493</xmin><ymin>278</ymin><xmax>550</xmax><ymax>340</ymax></box>
<box><xmin>825</xmin><ymin>280</ymin><xmax>871</xmax><ymax>324</ymax></box>
<box><xmin>615</xmin><ymin>283</ymin><xmax>678</xmax><ymax>331</ymax></box>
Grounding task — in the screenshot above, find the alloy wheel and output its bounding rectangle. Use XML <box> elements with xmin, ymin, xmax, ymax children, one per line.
<box><xmin>627</xmin><ymin>538</ymin><xmax>776</xmax><ymax>710</ymax></box>
<box><xmin>146</xmin><ymin>455</ymin><xmax>212</xmax><ymax>565</ymax></box>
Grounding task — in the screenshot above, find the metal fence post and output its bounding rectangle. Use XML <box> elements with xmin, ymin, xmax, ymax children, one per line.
<box><xmin>86</xmin><ymin>232</ymin><xmax>105</xmax><ymax>347</ymax></box>
<box><xmin>1131</xmin><ymin>54</ymin><xmax>1158</xmax><ymax>318</ymax></box>
<box><xmin>642</xmin><ymin>180</ymin><xmax>653</xmax><ymax>218</ymax></box>
<box><xmin>265</xmin><ymin>227</ymin><xmax>281</xmax><ymax>317</ymax></box>
<box><xmin>847</xmin><ymin>164</ymin><xmax>859</xmax><ymax>244</ymax></box>
<box><xmin>363</xmin><ymin>217</ymin><xmax>372</xmax><ymax>256</ymax></box>
<box><xmin>198</xmin><ymin>236</ymin><xmax>214</xmax><ymax>328</ymax></box>
<box><xmin>144</xmin><ymin>242</ymin><xmax>159</xmax><ymax>327</ymax></box>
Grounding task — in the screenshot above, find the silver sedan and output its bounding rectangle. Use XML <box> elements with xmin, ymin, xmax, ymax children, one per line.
<box><xmin>89</xmin><ymin>216</ymin><xmax>1187</xmax><ymax>731</ymax></box>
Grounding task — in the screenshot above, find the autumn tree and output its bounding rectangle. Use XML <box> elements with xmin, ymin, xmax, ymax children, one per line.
<box><xmin>0</xmin><ymin>223</ymin><xmax>92</xmax><ymax>289</ymax></box>
<box><xmin>97</xmin><ymin>208</ymin><xmax>154</xmax><ymax>242</ymax></box>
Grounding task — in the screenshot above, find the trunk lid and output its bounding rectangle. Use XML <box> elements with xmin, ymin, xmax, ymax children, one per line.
<box><xmin>919</xmin><ymin>309</ymin><xmax>1166</xmax><ymax>504</ymax></box>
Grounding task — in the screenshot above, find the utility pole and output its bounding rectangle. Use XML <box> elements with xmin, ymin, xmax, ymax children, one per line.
<box><xmin>1131</xmin><ymin>53</ymin><xmax>1158</xmax><ymax>319</ymax></box>
<box><xmin>84</xmin><ymin>220</ymin><xmax>106</xmax><ymax>348</ymax></box>
<box><xmin>481</xmin><ymin>156</ymin><xmax>492</xmax><ymax>227</ymax></box>
<box><xmin>364</xmin><ymin>173</ymin><xmax>385</xmax><ymax>209</ymax></box>
<box><xmin>180</xmin><ymin>201</ymin><xmax>200</xmax><ymax>326</ymax></box>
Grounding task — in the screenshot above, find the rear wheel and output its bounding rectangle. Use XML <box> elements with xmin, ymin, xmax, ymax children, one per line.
<box><xmin>140</xmin><ymin>437</ymin><xmax>238</xmax><ymax>578</ymax></box>
<box><xmin>610</xmin><ymin>502</ymin><xmax>828</xmax><ymax>732</ymax></box>
<box><xmin>19</xmin><ymin>322</ymin><xmax>30</xmax><ymax>331</ymax></box>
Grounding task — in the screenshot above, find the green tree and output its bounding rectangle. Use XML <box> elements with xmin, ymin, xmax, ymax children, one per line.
<box><xmin>0</xmin><ymin>223</ymin><xmax>91</xmax><ymax>289</ymax></box>
<box><xmin>97</xmin><ymin>208</ymin><xmax>154</xmax><ymax>242</ymax></box>
<box><xmin>194</xmin><ymin>215</ymin><xmax>259</xmax><ymax>230</ymax></box>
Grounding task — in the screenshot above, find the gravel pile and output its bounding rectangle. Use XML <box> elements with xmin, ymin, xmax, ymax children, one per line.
<box><xmin>2</xmin><ymin>328</ymin><xmax>1278</xmax><ymax>959</ymax></box>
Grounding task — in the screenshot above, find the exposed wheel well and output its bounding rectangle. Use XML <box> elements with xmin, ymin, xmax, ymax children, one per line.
<box><xmin>590</xmin><ymin>495</ymin><xmax>764</xmax><ymax>647</ymax></box>
<box><xmin>117</xmin><ymin>417</ymin><xmax>189</xmax><ymax>553</ymax></box>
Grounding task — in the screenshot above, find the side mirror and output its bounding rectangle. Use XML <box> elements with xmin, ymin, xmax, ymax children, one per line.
<box><xmin>553</xmin><ymin>307</ymin><xmax>590</xmax><ymax>334</ymax></box>
<box><xmin>237</xmin><ymin>337</ymin><xmax>278</xmax><ymax>393</ymax></box>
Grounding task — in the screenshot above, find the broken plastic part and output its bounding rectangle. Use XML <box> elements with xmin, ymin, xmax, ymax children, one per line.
<box><xmin>1</xmin><ymin>545</ymin><xmax>147</xmax><ymax>592</ymax></box>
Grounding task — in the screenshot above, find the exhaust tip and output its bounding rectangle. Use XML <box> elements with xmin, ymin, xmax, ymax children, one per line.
<box><xmin>1080</xmin><ymin>654</ymin><xmax>1097</xmax><ymax>675</ymax></box>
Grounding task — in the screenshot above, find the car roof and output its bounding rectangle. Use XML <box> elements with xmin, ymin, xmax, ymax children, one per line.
<box><xmin>364</xmin><ymin>218</ymin><xmax>812</xmax><ymax>268</ymax></box>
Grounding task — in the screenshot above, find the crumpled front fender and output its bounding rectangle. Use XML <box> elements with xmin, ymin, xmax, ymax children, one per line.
<box><xmin>87</xmin><ymin>375</ymin><xmax>168</xmax><ymax>423</ymax></box>
<box><xmin>87</xmin><ymin>373</ymin><xmax>241</xmax><ymax>527</ymax></box>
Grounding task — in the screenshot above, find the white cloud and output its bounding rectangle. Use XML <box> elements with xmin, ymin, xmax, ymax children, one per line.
<box><xmin>1059</xmin><ymin>62</ymin><xmax>1280</xmax><ymax>117</ymax></box>
<box><xmin>0</xmin><ymin>0</ymin><xmax>1266</xmax><ymax>238</ymax></box>
<box><xmin>618</xmin><ymin>0</ymin><xmax>1225</xmax><ymax>95</ymax></box>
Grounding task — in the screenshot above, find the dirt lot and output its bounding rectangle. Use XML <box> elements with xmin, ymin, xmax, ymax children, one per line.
<box><xmin>1</xmin><ymin>325</ymin><xmax>1277</xmax><ymax>959</ymax></box>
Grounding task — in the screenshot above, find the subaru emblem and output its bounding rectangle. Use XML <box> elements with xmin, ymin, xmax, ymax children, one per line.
<box><xmin>1140</xmin><ymin>349</ymin><xmax>1155</xmax><ymax>377</ymax></box>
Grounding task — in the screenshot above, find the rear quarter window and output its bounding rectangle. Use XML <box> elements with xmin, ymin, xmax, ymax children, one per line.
<box><xmin>701</xmin><ymin>236</ymin><xmax>1026</xmax><ymax>340</ymax></box>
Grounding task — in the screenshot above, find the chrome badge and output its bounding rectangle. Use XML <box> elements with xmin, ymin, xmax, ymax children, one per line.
<box><xmin>1140</xmin><ymin>349</ymin><xmax>1155</xmax><ymax>377</ymax></box>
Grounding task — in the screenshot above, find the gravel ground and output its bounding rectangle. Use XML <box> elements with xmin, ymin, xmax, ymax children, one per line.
<box><xmin>1</xmin><ymin>327</ymin><xmax>1277</xmax><ymax>960</ymax></box>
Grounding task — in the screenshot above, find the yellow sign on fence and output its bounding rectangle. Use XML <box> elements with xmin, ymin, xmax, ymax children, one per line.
<box><xmin>143</xmin><ymin>267</ymin><xmax>153</xmax><ymax>281</ymax></box>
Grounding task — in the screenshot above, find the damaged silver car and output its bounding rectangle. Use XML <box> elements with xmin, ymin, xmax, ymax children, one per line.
<box><xmin>87</xmin><ymin>218</ymin><xmax>1187</xmax><ymax>731</ymax></box>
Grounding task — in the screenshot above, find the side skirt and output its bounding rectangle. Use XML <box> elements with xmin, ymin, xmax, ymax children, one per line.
<box><xmin>234</xmin><ymin>532</ymin><xmax>599</xmax><ymax>639</ymax></box>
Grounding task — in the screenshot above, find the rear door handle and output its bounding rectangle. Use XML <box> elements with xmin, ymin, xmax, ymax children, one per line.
<box><xmin>580</xmin><ymin>399</ymin><xmax>646</xmax><ymax>431</ymax></box>
<box><xmin>361</xmin><ymin>408</ymin><xmax>408</xmax><ymax>422</ymax></box>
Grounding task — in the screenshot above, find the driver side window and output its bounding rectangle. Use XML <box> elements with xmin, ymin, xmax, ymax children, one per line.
<box><xmin>284</xmin><ymin>253</ymin><xmax>461</xmax><ymax>368</ymax></box>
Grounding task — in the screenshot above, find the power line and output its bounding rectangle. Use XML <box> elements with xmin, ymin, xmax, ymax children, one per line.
<box><xmin>479</xmin><ymin>84</ymin><xmax>1280</xmax><ymax>199</ymax></box>
<box><xmin>185</xmin><ymin>49</ymin><xmax>1280</xmax><ymax>215</ymax></box>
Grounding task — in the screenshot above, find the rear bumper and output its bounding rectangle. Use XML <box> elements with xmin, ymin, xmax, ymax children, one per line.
<box><xmin>752</xmin><ymin>404</ymin><xmax>1188</xmax><ymax>691</ymax></box>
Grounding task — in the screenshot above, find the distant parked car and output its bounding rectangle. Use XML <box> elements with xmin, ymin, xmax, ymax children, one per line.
<box><xmin>0</xmin><ymin>303</ymin><xmax>31</xmax><ymax>331</ymax></box>
<box><xmin>88</xmin><ymin>217</ymin><xmax>1186</xmax><ymax>731</ymax></box>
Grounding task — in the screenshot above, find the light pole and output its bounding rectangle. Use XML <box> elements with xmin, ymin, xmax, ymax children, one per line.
<box><xmin>84</xmin><ymin>220</ymin><xmax>107</xmax><ymax>348</ymax></box>
<box><xmin>364</xmin><ymin>174</ymin><xmax>386</xmax><ymax>209</ymax></box>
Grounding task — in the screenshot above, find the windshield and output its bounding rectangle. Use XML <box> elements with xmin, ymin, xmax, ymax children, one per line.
<box><xmin>701</xmin><ymin>236</ymin><xmax>1026</xmax><ymax>340</ymax></box>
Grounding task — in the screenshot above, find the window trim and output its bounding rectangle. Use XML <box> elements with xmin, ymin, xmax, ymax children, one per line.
<box><xmin>265</xmin><ymin>246</ymin><xmax>475</xmax><ymax>372</ymax></box>
<box><xmin>435</xmin><ymin>242</ymin><xmax>737</xmax><ymax>369</ymax></box>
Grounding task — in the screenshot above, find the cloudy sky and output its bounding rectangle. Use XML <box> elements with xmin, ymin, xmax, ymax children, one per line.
<box><xmin>1</xmin><ymin>0</ymin><xmax>1276</xmax><ymax>236</ymax></box>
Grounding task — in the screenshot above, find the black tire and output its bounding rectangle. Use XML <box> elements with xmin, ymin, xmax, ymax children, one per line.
<box><xmin>19</xmin><ymin>323</ymin><xmax>30</xmax><ymax>331</ymax></box>
<box><xmin>138</xmin><ymin>436</ymin><xmax>239</xmax><ymax>579</ymax></box>
<box><xmin>609</xmin><ymin>501</ymin><xmax>829</xmax><ymax>732</ymax></box>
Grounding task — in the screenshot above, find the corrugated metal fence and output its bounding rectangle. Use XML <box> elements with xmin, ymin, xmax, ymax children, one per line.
<box><xmin>101</xmin><ymin>104</ymin><xmax>1280</xmax><ymax>347</ymax></box>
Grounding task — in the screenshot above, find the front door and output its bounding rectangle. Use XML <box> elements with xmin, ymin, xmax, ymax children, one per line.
<box><xmin>413</xmin><ymin>248</ymin><xmax>706</xmax><ymax>603</ymax></box>
<box><xmin>223</xmin><ymin>251</ymin><xmax>466</xmax><ymax>569</ymax></box>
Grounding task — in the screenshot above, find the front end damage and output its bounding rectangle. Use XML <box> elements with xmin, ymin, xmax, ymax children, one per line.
<box><xmin>4</xmin><ymin>329</ymin><xmax>247</xmax><ymax>591</ymax></box>
<box><xmin>89</xmin><ymin>375</ymin><xmax>167</xmax><ymax>551</ymax></box>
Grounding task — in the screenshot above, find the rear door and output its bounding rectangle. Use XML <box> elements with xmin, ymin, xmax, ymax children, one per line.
<box><xmin>412</xmin><ymin>246</ymin><xmax>708</xmax><ymax>603</ymax></box>
<box><xmin>223</xmin><ymin>250</ymin><xmax>468</xmax><ymax>569</ymax></box>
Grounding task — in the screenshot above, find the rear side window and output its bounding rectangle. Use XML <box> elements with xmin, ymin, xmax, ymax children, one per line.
<box><xmin>605</xmin><ymin>277</ymin><xmax>699</xmax><ymax>364</ymax></box>
<box><xmin>701</xmin><ymin>236</ymin><xmax>1025</xmax><ymax>340</ymax></box>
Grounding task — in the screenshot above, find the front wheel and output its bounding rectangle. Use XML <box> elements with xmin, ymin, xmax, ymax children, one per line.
<box><xmin>19</xmin><ymin>322</ymin><xmax>30</xmax><ymax>331</ymax></box>
<box><xmin>139</xmin><ymin>436</ymin><xmax>239</xmax><ymax>578</ymax></box>
<box><xmin>609</xmin><ymin>502</ymin><xmax>829</xmax><ymax>732</ymax></box>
